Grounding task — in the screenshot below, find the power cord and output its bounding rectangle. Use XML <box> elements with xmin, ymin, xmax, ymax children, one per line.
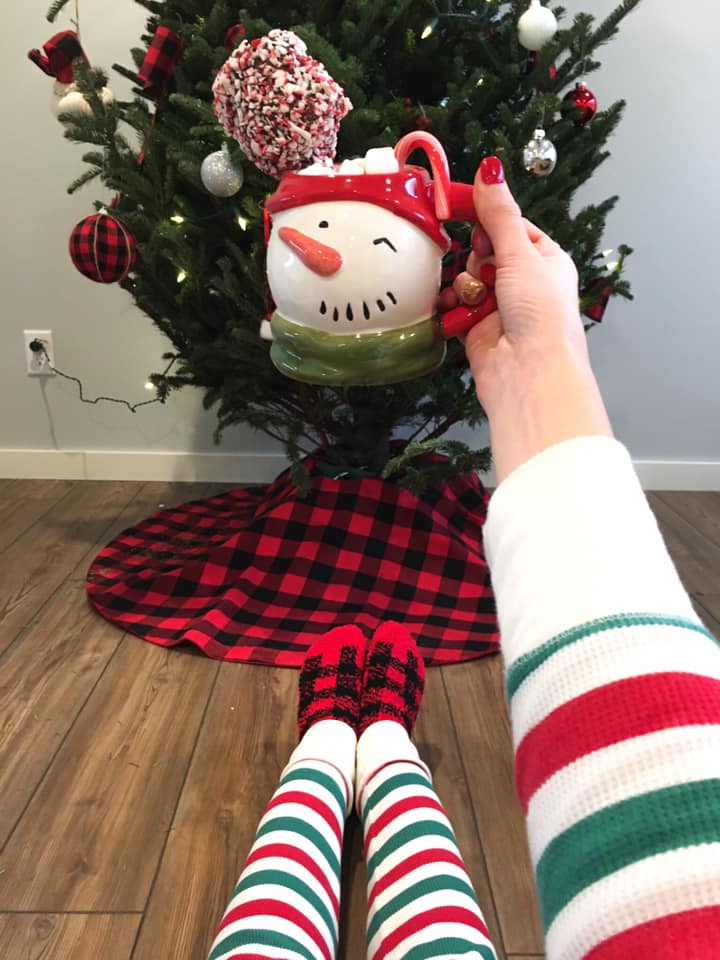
<box><xmin>29</xmin><ymin>339</ymin><xmax>176</xmax><ymax>413</ymax></box>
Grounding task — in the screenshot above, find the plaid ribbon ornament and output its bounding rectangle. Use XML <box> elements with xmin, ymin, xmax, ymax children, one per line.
<box><xmin>138</xmin><ymin>26</ymin><xmax>184</xmax><ymax>102</ymax></box>
<box><xmin>69</xmin><ymin>213</ymin><xmax>137</xmax><ymax>284</ymax></box>
<box><xmin>28</xmin><ymin>30</ymin><xmax>88</xmax><ymax>85</ymax></box>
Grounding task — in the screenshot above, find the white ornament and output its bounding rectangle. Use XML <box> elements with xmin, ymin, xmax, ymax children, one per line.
<box><xmin>518</xmin><ymin>0</ymin><xmax>558</xmax><ymax>51</ymax></box>
<box><xmin>53</xmin><ymin>81</ymin><xmax>114</xmax><ymax>120</ymax></box>
<box><xmin>267</xmin><ymin>200</ymin><xmax>441</xmax><ymax>336</ymax></box>
<box><xmin>201</xmin><ymin>147</ymin><xmax>244</xmax><ymax>197</ymax></box>
<box><xmin>523</xmin><ymin>128</ymin><xmax>557</xmax><ymax>177</ymax></box>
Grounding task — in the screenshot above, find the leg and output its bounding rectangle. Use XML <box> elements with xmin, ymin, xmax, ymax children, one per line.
<box><xmin>208</xmin><ymin>626</ymin><xmax>365</xmax><ymax>960</ymax></box>
<box><xmin>357</xmin><ymin>623</ymin><xmax>498</xmax><ymax>960</ymax></box>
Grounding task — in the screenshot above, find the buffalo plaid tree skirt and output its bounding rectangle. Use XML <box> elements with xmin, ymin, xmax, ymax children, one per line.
<box><xmin>86</xmin><ymin>457</ymin><xmax>499</xmax><ymax>667</ymax></box>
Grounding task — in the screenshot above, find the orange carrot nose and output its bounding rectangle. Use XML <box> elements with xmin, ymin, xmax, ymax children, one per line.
<box><xmin>278</xmin><ymin>226</ymin><xmax>343</xmax><ymax>277</ymax></box>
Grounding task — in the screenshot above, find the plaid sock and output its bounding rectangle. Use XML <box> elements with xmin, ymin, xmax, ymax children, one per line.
<box><xmin>208</xmin><ymin>757</ymin><xmax>347</xmax><ymax>960</ymax></box>
<box><xmin>298</xmin><ymin>625</ymin><xmax>365</xmax><ymax>738</ymax></box>
<box><xmin>358</xmin><ymin>748</ymin><xmax>497</xmax><ymax>960</ymax></box>
<box><xmin>359</xmin><ymin>622</ymin><xmax>425</xmax><ymax>737</ymax></box>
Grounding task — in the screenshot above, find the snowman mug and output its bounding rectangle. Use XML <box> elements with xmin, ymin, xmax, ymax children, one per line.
<box><xmin>265</xmin><ymin>132</ymin><xmax>497</xmax><ymax>387</ymax></box>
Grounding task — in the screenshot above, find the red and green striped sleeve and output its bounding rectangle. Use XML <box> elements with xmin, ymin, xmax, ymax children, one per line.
<box><xmin>484</xmin><ymin>437</ymin><xmax>720</xmax><ymax>959</ymax></box>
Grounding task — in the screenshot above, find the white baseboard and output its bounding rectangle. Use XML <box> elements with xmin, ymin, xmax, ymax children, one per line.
<box><xmin>632</xmin><ymin>460</ymin><xmax>720</xmax><ymax>492</ymax></box>
<box><xmin>0</xmin><ymin>449</ymin><xmax>719</xmax><ymax>490</ymax></box>
<box><xmin>0</xmin><ymin>449</ymin><xmax>289</xmax><ymax>484</ymax></box>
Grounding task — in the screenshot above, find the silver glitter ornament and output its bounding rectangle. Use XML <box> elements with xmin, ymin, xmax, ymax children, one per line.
<box><xmin>201</xmin><ymin>146</ymin><xmax>244</xmax><ymax>197</ymax></box>
<box><xmin>523</xmin><ymin>128</ymin><xmax>557</xmax><ymax>177</ymax></box>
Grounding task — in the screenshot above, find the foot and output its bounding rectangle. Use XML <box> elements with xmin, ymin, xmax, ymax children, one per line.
<box><xmin>297</xmin><ymin>625</ymin><xmax>366</xmax><ymax>739</ymax></box>
<box><xmin>359</xmin><ymin>621</ymin><xmax>425</xmax><ymax>737</ymax></box>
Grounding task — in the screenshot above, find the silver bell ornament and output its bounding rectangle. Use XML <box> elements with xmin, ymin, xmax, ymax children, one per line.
<box><xmin>201</xmin><ymin>146</ymin><xmax>244</xmax><ymax>197</ymax></box>
<box><xmin>523</xmin><ymin>128</ymin><xmax>557</xmax><ymax>177</ymax></box>
<box><xmin>518</xmin><ymin>0</ymin><xmax>558</xmax><ymax>51</ymax></box>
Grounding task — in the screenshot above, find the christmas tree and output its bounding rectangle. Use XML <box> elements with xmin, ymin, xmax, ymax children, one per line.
<box><xmin>45</xmin><ymin>0</ymin><xmax>638</xmax><ymax>491</ymax></box>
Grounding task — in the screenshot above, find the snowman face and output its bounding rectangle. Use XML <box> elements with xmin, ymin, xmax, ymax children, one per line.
<box><xmin>267</xmin><ymin>200</ymin><xmax>443</xmax><ymax>334</ymax></box>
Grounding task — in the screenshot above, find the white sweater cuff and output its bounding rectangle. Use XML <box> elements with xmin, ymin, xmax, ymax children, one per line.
<box><xmin>483</xmin><ymin>437</ymin><xmax>698</xmax><ymax>668</ymax></box>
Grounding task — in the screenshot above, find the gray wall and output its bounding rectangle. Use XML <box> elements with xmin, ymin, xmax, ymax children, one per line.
<box><xmin>1</xmin><ymin>1</ymin><xmax>718</xmax><ymax>479</ymax></box>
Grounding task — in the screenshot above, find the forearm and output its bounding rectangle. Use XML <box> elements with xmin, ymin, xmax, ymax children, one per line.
<box><xmin>483</xmin><ymin>349</ymin><xmax>613</xmax><ymax>485</ymax></box>
<box><xmin>484</xmin><ymin>438</ymin><xmax>720</xmax><ymax>957</ymax></box>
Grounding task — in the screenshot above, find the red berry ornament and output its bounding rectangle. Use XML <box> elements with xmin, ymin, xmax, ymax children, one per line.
<box><xmin>529</xmin><ymin>51</ymin><xmax>557</xmax><ymax>86</ymax></box>
<box><xmin>562</xmin><ymin>83</ymin><xmax>598</xmax><ymax>126</ymax></box>
<box><xmin>69</xmin><ymin>213</ymin><xmax>137</xmax><ymax>283</ymax></box>
<box><xmin>224</xmin><ymin>23</ymin><xmax>246</xmax><ymax>52</ymax></box>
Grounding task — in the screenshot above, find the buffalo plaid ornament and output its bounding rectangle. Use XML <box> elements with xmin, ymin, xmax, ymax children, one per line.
<box><xmin>69</xmin><ymin>213</ymin><xmax>137</xmax><ymax>284</ymax></box>
<box><xmin>28</xmin><ymin>30</ymin><xmax>88</xmax><ymax>84</ymax></box>
<box><xmin>138</xmin><ymin>26</ymin><xmax>184</xmax><ymax>102</ymax></box>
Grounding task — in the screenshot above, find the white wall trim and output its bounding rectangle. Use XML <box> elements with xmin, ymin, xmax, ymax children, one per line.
<box><xmin>0</xmin><ymin>449</ymin><xmax>719</xmax><ymax>490</ymax></box>
<box><xmin>0</xmin><ymin>449</ymin><xmax>289</xmax><ymax>484</ymax></box>
<box><xmin>631</xmin><ymin>460</ymin><xmax>720</xmax><ymax>492</ymax></box>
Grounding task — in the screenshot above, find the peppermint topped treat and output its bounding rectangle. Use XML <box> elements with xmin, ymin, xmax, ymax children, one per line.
<box><xmin>212</xmin><ymin>29</ymin><xmax>352</xmax><ymax>178</ymax></box>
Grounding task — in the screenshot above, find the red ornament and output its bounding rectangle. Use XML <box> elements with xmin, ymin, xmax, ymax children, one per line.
<box><xmin>415</xmin><ymin>115</ymin><xmax>433</xmax><ymax>130</ymax></box>
<box><xmin>69</xmin><ymin>213</ymin><xmax>137</xmax><ymax>284</ymax></box>
<box><xmin>224</xmin><ymin>23</ymin><xmax>246</xmax><ymax>52</ymax></box>
<box><xmin>528</xmin><ymin>52</ymin><xmax>557</xmax><ymax>88</ymax></box>
<box><xmin>562</xmin><ymin>83</ymin><xmax>598</xmax><ymax>126</ymax></box>
<box><xmin>583</xmin><ymin>281</ymin><xmax>613</xmax><ymax>323</ymax></box>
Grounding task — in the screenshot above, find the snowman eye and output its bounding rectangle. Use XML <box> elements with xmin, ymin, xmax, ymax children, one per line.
<box><xmin>319</xmin><ymin>220</ymin><xmax>329</xmax><ymax>228</ymax></box>
<box><xmin>373</xmin><ymin>237</ymin><xmax>397</xmax><ymax>253</ymax></box>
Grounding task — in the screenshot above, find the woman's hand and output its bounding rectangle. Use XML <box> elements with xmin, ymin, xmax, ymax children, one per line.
<box><xmin>448</xmin><ymin>157</ymin><xmax>613</xmax><ymax>482</ymax></box>
<box><xmin>443</xmin><ymin>157</ymin><xmax>590</xmax><ymax>407</ymax></box>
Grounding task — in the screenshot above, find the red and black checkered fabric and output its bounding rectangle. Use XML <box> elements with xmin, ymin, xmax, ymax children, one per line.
<box><xmin>86</xmin><ymin>456</ymin><xmax>498</xmax><ymax>668</ymax></box>
<box><xmin>69</xmin><ymin>213</ymin><xmax>137</xmax><ymax>284</ymax></box>
<box><xmin>28</xmin><ymin>30</ymin><xmax>88</xmax><ymax>84</ymax></box>
<box><xmin>360</xmin><ymin>622</ymin><xmax>426</xmax><ymax>735</ymax></box>
<box><xmin>138</xmin><ymin>26</ymin><xmax>184</xmax><ymax>101</ymax></box>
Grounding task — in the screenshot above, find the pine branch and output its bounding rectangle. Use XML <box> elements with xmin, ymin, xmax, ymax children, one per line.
<box><xmin>113</xmin><ymin>64</ymin><xmax>143</xmax><ymax>86</ymax></box>
<box><xmin>47</xmin><ymin>0</ymin><xmax>72</xmax><ymax>22</ymax></box>
<box><xmin>590</xmin><ymin>0</ymin><xmax>644</xmax><ymax>49</ymax></box>
<box><xmin>68</xmin><ymin>168</ymin><xmax>101</xmax><ymax>194</ymax></box>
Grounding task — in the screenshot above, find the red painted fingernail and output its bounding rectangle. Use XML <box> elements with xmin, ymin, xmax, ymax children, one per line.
<box><xmin>471</xmin><ymin>227</ymin><xmax>484</xmax><ymax>255</ymax></box>
<box><xmin>480</xmin><ymin>156</ymin><xmax>504</xmax><ymax>186</ymax></box>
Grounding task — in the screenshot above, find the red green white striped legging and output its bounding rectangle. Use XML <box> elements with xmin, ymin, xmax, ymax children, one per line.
<box><xmin>208</xmin><ymin>614</ymin><xmax>720</xmax><ymax>960</ymax></box>
<box><xmin>208</xmin><ymin>754</ymin><xmax>495</xmax><ymax>960</ymax></box>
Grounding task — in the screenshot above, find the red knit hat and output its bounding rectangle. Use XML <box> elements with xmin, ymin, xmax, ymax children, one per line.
<box><xmin>266</xmin><ymin>133</ymin><xmax>477</xmax><ymax>255</ymax></box>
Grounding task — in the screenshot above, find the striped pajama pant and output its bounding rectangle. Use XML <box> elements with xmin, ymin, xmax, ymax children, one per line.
<box><xmin>208</xmin><ymin>756</ymin><xmax>495</xmax><ymax>960</ymax></box>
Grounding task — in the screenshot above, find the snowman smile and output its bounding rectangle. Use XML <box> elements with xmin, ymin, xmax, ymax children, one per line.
<box><xmin>320</xmin><ymin>290</ymin><xmax>398</xmax><ymax>323</ymax></box>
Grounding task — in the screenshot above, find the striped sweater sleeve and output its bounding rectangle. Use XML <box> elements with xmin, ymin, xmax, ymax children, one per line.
<box><xmin>483</xmin><ymin>436</ymin><xmax>720</xmax><ymax>960</ymax></box>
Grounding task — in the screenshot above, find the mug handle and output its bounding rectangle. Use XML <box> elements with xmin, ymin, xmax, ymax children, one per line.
<box><xmin>439</xmin><ymin>182</ymin><xmax>498</xmax><ymax>340</ymax></box>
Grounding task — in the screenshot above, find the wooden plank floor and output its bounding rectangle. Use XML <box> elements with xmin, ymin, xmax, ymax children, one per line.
<box><xmin>0</xmin><ymin>479</ymin><xmax>718</xmax><ymax>960</ymax></box>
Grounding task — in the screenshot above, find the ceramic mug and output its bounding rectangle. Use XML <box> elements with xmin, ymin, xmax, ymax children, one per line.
<box><xmin>265</xmin><ymin>132</ymin><xmax>496</xmax><ymax>386</ymax></box>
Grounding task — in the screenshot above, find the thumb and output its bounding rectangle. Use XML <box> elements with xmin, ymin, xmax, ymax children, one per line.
<box><xmin>473</xmin><ymin>157</ymin><xmax>532</xmax><ymax>262</ymax></box>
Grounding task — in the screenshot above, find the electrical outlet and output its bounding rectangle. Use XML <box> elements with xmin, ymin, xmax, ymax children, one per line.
<box><xmin>24</xmin><ymin>330</ymin><xmax>55</xmax><ymax>377</ymax></box>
